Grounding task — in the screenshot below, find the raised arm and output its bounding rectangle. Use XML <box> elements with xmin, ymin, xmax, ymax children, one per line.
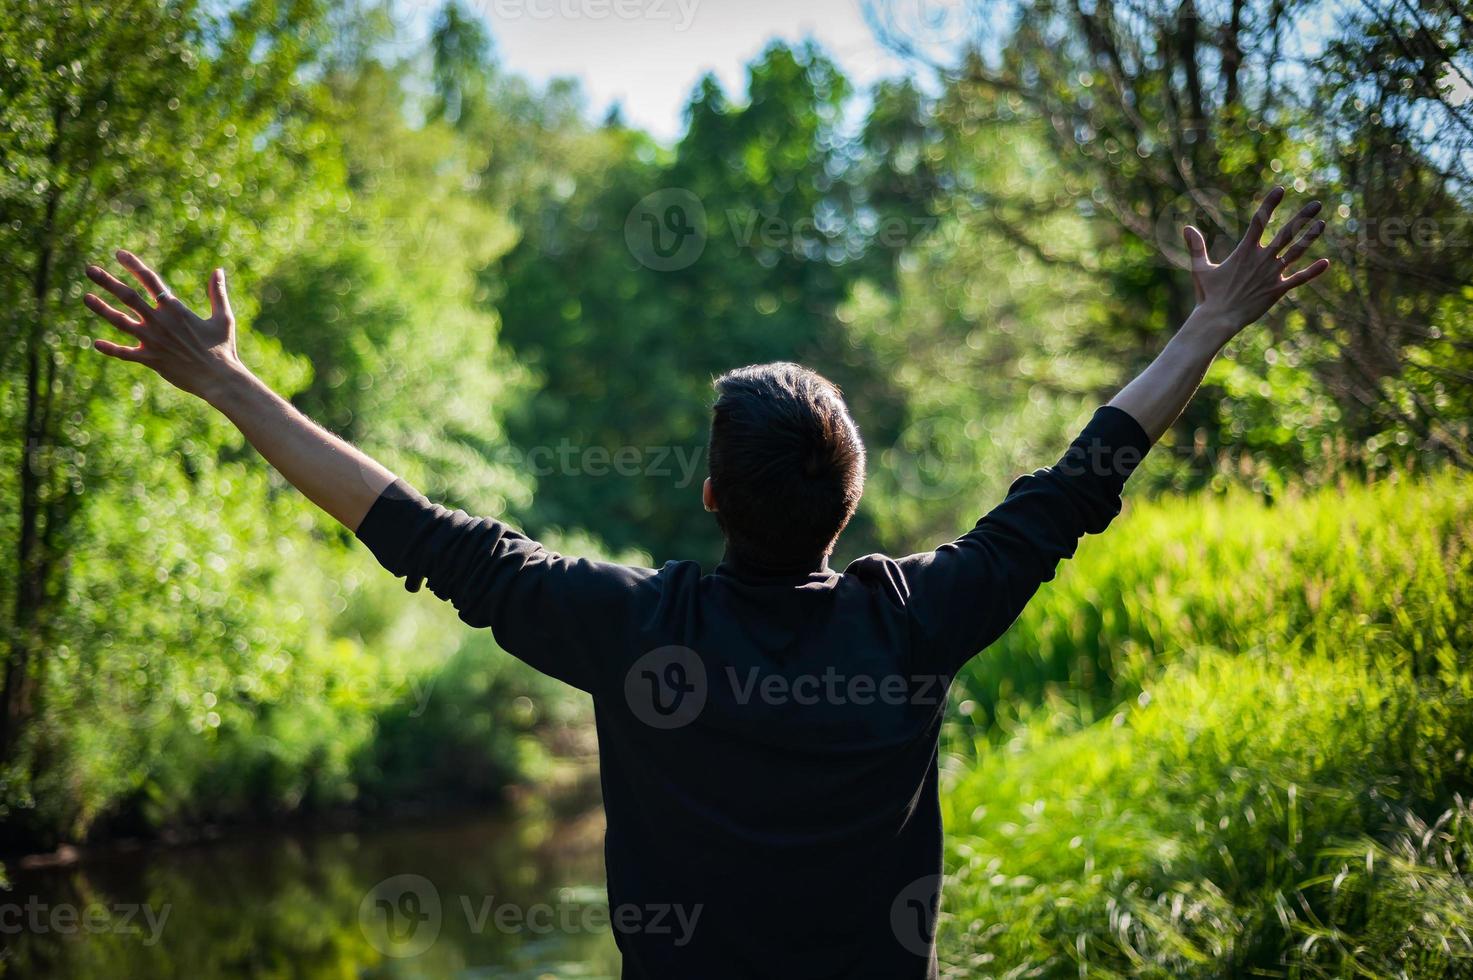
<box><xmin>899</xmin><ymin>186</ymin><xmax>1330</xmax><ymax>674</ymax></box>
<box><xmin>82</xmin><ymin>250</ymin><xmax>395</xmax><ymax>530</ymax></box>
<box><xmin>1109</xmin><ymin>186</ymin><xmax>1329</xmax><ymax>441</ymax></box>
<box><xmin>82</xmin><ymin>249</ymin><xmax>657</xmax><ymax>694</ymax></box>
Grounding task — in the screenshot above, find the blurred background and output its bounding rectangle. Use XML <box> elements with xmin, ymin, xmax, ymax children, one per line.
<box><xmin>1</xmin><ymin>0</ymin><xmax>1471</xmax><ymax>975</ymax></box>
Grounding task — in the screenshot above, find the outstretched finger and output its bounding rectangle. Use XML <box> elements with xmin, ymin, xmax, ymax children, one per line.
<box><xmin>1275</xmin><ymin>258</ymin><xmax>1331</xmax><ymax>295</ymax></box>
<box><xmin>116</xmin><ymin>249</ymin><xmax>170</xmax><ymax>302</ymax></box>
<box><xmin>86</xmin><ymin>264</ymin><xmax>152</xmax><ymax>316</ymax></box>
<box><xmin>84</xmin><ymin>293</ymin><xmax>146</xmax><ymax>336</ymax></box>
<box><xmin>1266</xmin><ymin>201</ymin><xmax>1322</xmax><ymax>255</ymax></box>
<box><xmin>207</xmin><ymin>268</ymin><xmax>233</xmax><ymax>323</ymax></box>
<box><xmin>94</xmin><ymin>338</ymin><xmax>152</xmax><ymax>363</ymax></box>
<box><xmin>1183</xmin><ymin>225</ymin><xmax>1211</xmax><ymax>267</ymax></box>
<box><xmin>1244</xmin><ymin>186</ymin><xmax>1286</xmax><ymax>247</ymax></box>
<box><xmin>1279</xmin><ymin>219</ymin><xmax>1326</xmax><ymax>268</ymax></box>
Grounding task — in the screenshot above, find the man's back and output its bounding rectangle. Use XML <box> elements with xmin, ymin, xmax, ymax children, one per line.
<box><xmin>598</xmin><ymin>556</ymin><xmax>948</xmax><ymax>978</ymax></box>
<box><xmin>355</xmin><ymin>407</ymin><xmax>1151</xmax><ymax>979</ymax></box>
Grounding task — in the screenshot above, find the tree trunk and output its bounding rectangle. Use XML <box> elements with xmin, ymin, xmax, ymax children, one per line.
<box><xmin>0</xmin><ymin>114</ymin><xmax>63</xmax><ymax>762</ymax></box>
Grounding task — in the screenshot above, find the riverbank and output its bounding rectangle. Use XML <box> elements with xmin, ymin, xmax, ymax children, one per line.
<box><xmin>3</xmin><ymin>714</ymin><xmax>603</xmax><ymax>879</ymax></box>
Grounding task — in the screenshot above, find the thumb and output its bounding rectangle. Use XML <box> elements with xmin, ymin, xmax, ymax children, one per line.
<box><xmin>1183</xmin><ymin>225</ymin><xmax>1210</xmax><ymax>267</ymax></box>
<box><xmin>207</xmin><ymin>268</ymin><xmax>234</xmax><ymax>323</ymax></box>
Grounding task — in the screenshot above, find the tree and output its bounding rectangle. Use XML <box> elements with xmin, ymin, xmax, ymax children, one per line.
<box><xmin>869</xmin><ymin>0</ymin><xmax>1473</xmax><ymax>481</ymax></box>
<box><xmin>0</xmin><ymin>0</ymin><xmax>332</xmax><ymax>771</ymax></box>
<box><xmin>493</xmin><ymin>41</ymin><xmax>911</xmax><ymax>562</ymax></box>
<box><xmin>0</xmin><ymin>0</ymin><xmax>543</xmax><ymax>847</ymax></box>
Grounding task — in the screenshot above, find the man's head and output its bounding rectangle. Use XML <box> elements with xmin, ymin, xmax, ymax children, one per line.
<box><xmin>704</xmin><ymin>362</ymin><xmax>865</xmax><ymax>569</ymax></box>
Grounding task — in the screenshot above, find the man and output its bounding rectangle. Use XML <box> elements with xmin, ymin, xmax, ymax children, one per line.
<box><xmin>83</xmin><ymin>188</ymin><xmax>1327</xmax><ymax>978</ymax></box>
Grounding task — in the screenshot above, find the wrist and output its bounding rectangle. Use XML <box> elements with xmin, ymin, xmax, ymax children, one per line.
<box><xmin>1181</xmin><ymin>304</ymin><xmax>1238</xmax><ymax>350</ymax></box>
<box><xmin>200</xmin><ymin>357</ymin><xmax>259</xmax><ymax>411</ymax></box>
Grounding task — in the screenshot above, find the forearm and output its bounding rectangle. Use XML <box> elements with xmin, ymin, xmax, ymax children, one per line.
<box><xmin>1107</xmin><ymin>307</ymin><xmax>1233</xmax><ymax>444</ymax></box>
<box><xmin>203</xmin><ymin>366</ymin><xmax>396</xmax><ymax>531</ymax></box>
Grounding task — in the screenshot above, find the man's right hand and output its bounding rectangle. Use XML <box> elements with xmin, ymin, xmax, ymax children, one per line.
<box><xmin>1106</xmin><ymin>186</ymin><xmax>1333</xmax><ymax>442</ymax></box>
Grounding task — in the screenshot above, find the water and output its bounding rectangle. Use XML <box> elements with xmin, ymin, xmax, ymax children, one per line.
<box><xmin>0</xmin><ymin>809</ymin><xmax>621</xmax><ymax>978</ymax></box>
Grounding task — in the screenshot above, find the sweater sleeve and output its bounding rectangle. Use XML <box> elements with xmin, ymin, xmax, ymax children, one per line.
<box><xmin>897</xmin><ymin>406</ymin><xmax>1152</xmax><ymax>676</ymax></box>
<box><xmin>354</xmin><ymin>479</ymin><xmax>659</xmax><ymax>693</ymax></box>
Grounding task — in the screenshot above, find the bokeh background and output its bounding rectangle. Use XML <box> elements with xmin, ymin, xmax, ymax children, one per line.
<box><xmin>1</xmin><ymin>0</ymin><xmax>1471</xmax><ymax>976</ymax></box>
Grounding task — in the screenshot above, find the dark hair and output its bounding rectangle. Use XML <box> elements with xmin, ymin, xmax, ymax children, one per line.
<box><xmin>707</xmin><ymin>362</ymin><xmax>865</xmax><ymax>568</ymax></box>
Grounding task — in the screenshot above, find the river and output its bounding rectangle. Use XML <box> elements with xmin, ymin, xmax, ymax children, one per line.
<box><xmin>1</xmin><ymin>808</ymin><xmax>621</xmax><ymax>977</ymax></box>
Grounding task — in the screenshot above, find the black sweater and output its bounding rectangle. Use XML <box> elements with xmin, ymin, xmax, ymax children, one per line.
<box><xmin>355</xmin><ymin>405</ymin><xmax>1151</xmax><ymax>979</ymax></box>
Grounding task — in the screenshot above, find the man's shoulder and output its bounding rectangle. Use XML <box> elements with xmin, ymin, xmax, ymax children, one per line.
<box><xmin>657</xmin><ymin>557</ymin><xmax>705</xmax><ymax>580</ymax></box>
<box><xmin>839</xmin><ymin>552</ymin><xmax>919</xmax><ymax>607</ymax></box>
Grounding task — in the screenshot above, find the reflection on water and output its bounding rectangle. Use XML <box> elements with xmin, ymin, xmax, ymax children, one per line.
<box><xmin>1</xmin><ymin>809</ymin><xmax>620</xmax><ymax>978</ymax></box>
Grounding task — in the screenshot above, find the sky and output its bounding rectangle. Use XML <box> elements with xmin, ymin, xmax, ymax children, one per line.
<box><xmin>417</xmin><ymin>0</ymin><xmax>954</xmax><ymax>141</ymax></box>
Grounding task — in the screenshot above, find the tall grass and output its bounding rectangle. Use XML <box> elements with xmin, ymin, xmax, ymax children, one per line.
<box><xmin>938</xmin><ymin>473</ymin><xmax>1473</xmax><ymax>977</ymax></box>
<box><xmin>939</xmin><ymin>654</ymin><xmax>1473</xmax><ymax>978</ymax></box>
<box><xmin>953</xmin><ymin>474</ymin><xmax>1473</xmax><ymax>737</ymax></box>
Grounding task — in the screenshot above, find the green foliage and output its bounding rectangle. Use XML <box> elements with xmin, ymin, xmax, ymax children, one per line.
<box><xmin>950</xmin><ymin>473</ymin><xmax>1473</xmax><ymax>738</ymax></box>
<box><xmin>897</xmin><ymin>0</ymin><xmax>1473</xmax><ymax>483</ymax></box>
<box><xmin>841</xmin><ymin>114</ymin><xmax>1121</xmax><ymax>548</ymax></box>
<box><xmin>494</xmin><ymin>40</ymin><xmax>917</xmax><ymax>563</ymax></box>
<box><xmin>0</xmin><ymin>0</ymin><xmax>346</xmax><ymax>842</ymax></box>
<box><xmin>254</xmin><ymin>55</ymin><xmax>529</xmax><ymax>509</ymax></box>
<box><xmin>937</xmin><ymin>474</ymin><xmax>1473</xmax><ymax>976</ymax></box>
<box><xmin>0</xmin><ymin>0</ymin><xmax>538</xmax><ymax>848</ymax></box>
<box><xmin>0</xmin><ymin>27</ymin><xmax>1468</xmax><ymax>980</ymax></box>
<box><xmin>938</xmin><ymin>653</ymin><xmax>1473</xmax><ymax>977</ymax></box>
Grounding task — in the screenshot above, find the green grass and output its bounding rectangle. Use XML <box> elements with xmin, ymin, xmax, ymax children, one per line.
<box><xmin>938</xmin><ymin>473</ymin><xmax>1473</xmax><ymax>978</ymax></box>
<box><xmin>953</xmin><ymin>473</ymin><xmax>1473</xmax><ymax>736</ymax></box>
<box><xmin>940</xmin><ymin>654</ymin><xmax>1473</xmax><ymax>977</ymax></box>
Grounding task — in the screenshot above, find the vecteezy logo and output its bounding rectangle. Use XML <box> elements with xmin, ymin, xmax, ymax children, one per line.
<box><xmin>889</xmin><ymin>873</ymin><xmax>942</xmax><ymax>958</ymax></box>
<box><xmin>624</xmin><ymin>645</ymin><xmax>708</xmax><ymax>729</ymax></box>
<box><xmin>1152</xmin><ymin>186</ymin><xmax>1244</xmax><ymax>270</ymax></box>
<box><xmin>625</xmin><ymin>189</ymin><xmax>707</xmax><ymax>271</ymax></box>
<box><xmin>358</xmin><ymin>874</ymin><xmax>442</xmax><ymax>958</ymax></box>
